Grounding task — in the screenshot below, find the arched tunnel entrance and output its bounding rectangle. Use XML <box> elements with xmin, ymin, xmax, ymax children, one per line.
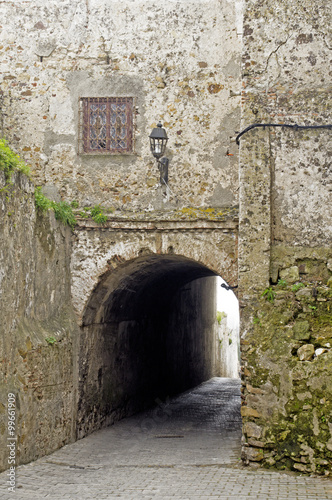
<box><xmin>77</xmin><ymin>254</ymin><xmax>240</xmax><ymax>439</ymax></box>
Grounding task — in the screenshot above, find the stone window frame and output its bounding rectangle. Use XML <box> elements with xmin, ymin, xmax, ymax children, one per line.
<box><xmin>78</xmin><ymin>96</ymin><xmax>136</xmax><ymax>155</ymax></box>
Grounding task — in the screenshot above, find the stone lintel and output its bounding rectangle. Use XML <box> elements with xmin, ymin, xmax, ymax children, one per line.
<box><xmin>75</xmin><ymin>218</ymin><xmax>239</xmax><ymax>232</ymax></box>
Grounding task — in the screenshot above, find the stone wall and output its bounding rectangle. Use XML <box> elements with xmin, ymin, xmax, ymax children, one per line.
<box><xmin>217</xmin><ymin>312</ymin><xmax>240</xmax><ymax>379</ymax></box>
<box><xmin>239</xmin><ymin>0</ymin><xmax>332</xmax><ymax>474</ymax></box>
<box><xmin>0</xmin><ymin>0</ymin><xmax>242</xmax><ymax>211</ymax></box>
<box><xmin>166</xmin><ymin>277</ymin><xmax>219</xmax><ymax>394</ymax></box>
<box><xmin>241</xmin><ymin>266</ymin><xmax>332</xmax><ymax>473</ymax></box>
<box><xmin>0</xmin><ymin>172</ymin><xmax>77</xmax><ymax>472</ymax></box>
<box><xmin>0</xmin><ymin>0</ymin><xmax>331</xmax><ymax>477</ymax></box>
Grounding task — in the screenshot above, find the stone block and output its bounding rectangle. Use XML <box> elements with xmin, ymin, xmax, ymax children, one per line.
<box><xmin>293</xmin><ymin>321</ymin><xmax>310</xmax><ymax>341</ymax></box>
<box><xmin>279</xmin><ymin>266</ymin><xmax>299</xmax><ymax>283</ymax></box>
<box><xmin>241</xmin><ymin>446</ymin><xmax>264</xmax><ymax>462</ymax></box>
<box><xmin>248</xmin><ymin>438</ymin><xmax>265</xmax><ymax>448</ymax></box>
<box><xmin>270</xmin><ymin>263</ymin><xmax>279</xmax><ymax>283</ymax></box>
<box><xmin>246</xmin><ymin>384</ymin><xmax>264</xmax><ymax>395</ymax></box>
<box><xmin>293</xmin><ymin>462</ymin><xmax>309</xmax><ymax>472</ymax></box>
<box><xmin>315</xmin><ymin>348</ymin><xmax>327</xmax><ymax>357</ymax></box>
<box><xmin>297</xmin><ymin>344</ymin><xmax>315</xmax><ymax>361</ymax></box>
<box><xmin>296</xmin><ymin>288</ymin><xmax>312</xmax><ymax>299</ymax></box>
<box><xmin>241</xmin><ymin>406</ymin><xmax>261</xmax><ymax>418</ymax></box>
<box><xmin>244</xmin><ymin>421</ymin><xmax>263</xmax><ymax>439</ymax></box>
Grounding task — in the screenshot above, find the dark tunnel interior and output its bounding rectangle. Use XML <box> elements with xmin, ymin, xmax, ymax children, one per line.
<box><xmin>77</xmin><ymin>255</ymin><xmax>221</xmax><ymax>438</ymax></box>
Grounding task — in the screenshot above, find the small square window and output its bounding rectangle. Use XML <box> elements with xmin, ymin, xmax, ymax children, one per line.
<box><xmin>79</xmin><ymin>97</ymin><xmax>135</xmax><ymax>155</ymax></box>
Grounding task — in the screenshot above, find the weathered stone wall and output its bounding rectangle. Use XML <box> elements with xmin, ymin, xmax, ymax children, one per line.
<box><xmin>0</xmin><ymin>172</ymin><xmax>78</xmax><ymax>472</ymax></box>
<box><xmin>241</xmin><ymin>0</ymin><xmax>331</xmax><ymax>248</ymax></box>
<box><xmin>165</xmin><ymin>277</ymin><xmax>219</xmax><ymax>394</ymax></box>
<box><xmin>0</xmin><ymin>0</ymin><xmax>330</xmax><ymax>477</ymax></box>
<box><xmin>239</xmin><ymin>0</ymin><xmax>332</xmax><ymax>474</ymax></box>
<box><xmin>217</xmin><ymin>312</ymin><xmax>240</xmax><ymax>379</ymax></box>
<box><xmin>241</xmin><ymin>274</ymin><xmax>332</xmax><ymax>473</ymax></box>
<box><xmin>0</xmin><ymin>0</ymin><xmax>242</xmax><ymax>211</ymax></box>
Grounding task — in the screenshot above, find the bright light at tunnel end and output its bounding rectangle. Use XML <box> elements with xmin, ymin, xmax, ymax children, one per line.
<box><xmin>216</xmin><ymin>276</ymin><xmax>240</xmax><ymax>332</ymax></box>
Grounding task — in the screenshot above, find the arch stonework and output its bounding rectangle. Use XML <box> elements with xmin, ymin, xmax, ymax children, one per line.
<box><xmin>72</xmin><ymin>215</ymin><xmax>239</xmax><ymax>438</ymax></box>
<box><xmin>71</xmin><ymin>216</ymin><xmax>239</xmax><ymax>324</ymax></box>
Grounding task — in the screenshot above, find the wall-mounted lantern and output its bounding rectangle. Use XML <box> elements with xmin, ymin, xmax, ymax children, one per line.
<box><xmin>149</xmin><ymin>122</ymin><xmax>169</xmax><ymax>186</ymax></box>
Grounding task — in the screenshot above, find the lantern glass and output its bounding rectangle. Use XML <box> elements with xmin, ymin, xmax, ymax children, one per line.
<box><xmin>149</xmin><ymin>122</ymin><xmax>168</xmax><ymax>159</ymax></box>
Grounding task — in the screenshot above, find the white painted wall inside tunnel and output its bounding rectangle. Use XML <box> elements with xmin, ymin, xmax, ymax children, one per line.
<box><xmin>216</xmin><ymin>276</ymin><xmax>240</xmax><ymax>378</ymax></box>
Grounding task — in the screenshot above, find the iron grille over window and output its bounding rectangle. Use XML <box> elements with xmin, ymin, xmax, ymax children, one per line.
<box><xmin>79</xmin><ymin>97</ymin><xmax>135</xmax><ymax>154</ymax></box>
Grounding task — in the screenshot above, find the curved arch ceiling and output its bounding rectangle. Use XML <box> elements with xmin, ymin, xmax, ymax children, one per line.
<box><xmin>83</xmin><ymin>254</ymin><xmax>217</xmax><ymax>325</ymax></box>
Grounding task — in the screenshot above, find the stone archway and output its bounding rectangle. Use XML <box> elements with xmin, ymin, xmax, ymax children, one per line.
<box><xmin>72</xmin><ymin>218</ymin><xmax>239</xmax><ymax>438</ymax></box>
<box><xmin>71</xmin><ymin>217</ymin><xmax>238</xmax><ymax>322</ymax></box>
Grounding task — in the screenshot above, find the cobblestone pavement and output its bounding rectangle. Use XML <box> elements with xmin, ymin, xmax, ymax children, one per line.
<box><xmin>1</xmin><ymin>378</ymin><xmax>331</xmax><ymax>499</ymax></box>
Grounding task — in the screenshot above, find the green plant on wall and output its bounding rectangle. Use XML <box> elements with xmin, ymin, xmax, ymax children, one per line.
<box><xmin>34</xmin><ymin>187</ymin><xmax>53</xmax><ymax>211</ymax></box>
<box><xmin>79</xmin><ymin>207</ymin><xmax>90</xmax><ymax>218</ymax></box>
<box><xmin>292</xmin><ymin>283</ymin><xmax>305</xmax><ymax>292</ymax></box>
<box><xmin>45</xmin><ymin>336</ymin><xmax>57</xmax><ymax>345</ymax></box>
<box><xmin>35</xmin><ymin>192</ymin><xmax>112</xmax><ymax>228</ymax></box>
<box><xmin>308</xmin><ymin>304</ymin><xmax>317</xmax><ymax>316</ymax></box>
<box><xmin>90</xmin><ymin>204</ymin><xmax>108</xmax><ymax>224</ymax></box>
<box><xmin>0</xmin><ymin>138</ymin><xmax>30</xmax><ymax>180</ymax></box>
<box><xmin>0</xmin><ymin>139</ymin><xmax>79</xmax><ymax>230</ymax></box>
<box><xmin>216</xmin><ymin>311</ymin><xmax>226</xmax><ymax>325</ymax></box>
<box><xmin>253</xmin><ymin>316</ymin><xmax>261</xmax><ymax>326</ymax></box>
<box><xmin>35</xmin><ymin>187</ymin><xmax>76</xmax><ymax>229</ymax></box>
<box><xmin>53</xmin><ymin>201</ymin><xmax>77</xmax><ymax>228</ymax></box>
<box><xmin>261</xmin><ymin>287</ymin><xmax>275</xmax><ymax>303</ymax></box>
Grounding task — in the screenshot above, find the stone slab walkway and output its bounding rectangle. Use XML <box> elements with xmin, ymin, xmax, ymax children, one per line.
<box><xmin>1</xmin><ymin>378</ymin><xmax>331</xmax><ymax>499</ymax></box>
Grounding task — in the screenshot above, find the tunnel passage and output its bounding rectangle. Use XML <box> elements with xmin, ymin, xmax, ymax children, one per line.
<box><xmin>77</xmin><ymin>254</ymin><xmax>224</xmax><ymax>438</ymax></box>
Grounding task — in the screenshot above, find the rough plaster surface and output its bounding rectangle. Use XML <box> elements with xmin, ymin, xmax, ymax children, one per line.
<box><xmin>0</xmin><ymin>0</ymin><xmax>243</xmax><ymax>210</ymax></box>
<box><xmin>240</xmin><ymin>0</ymin><xmax>331</xmax><ymax>246</ymax></box>
<box><xmin>217</xmin><ymin>313</ymin><xmax>240</xmax><ymax>379</ymax></box>
<box><xmin>271</xmin><ymin>130</ymin><xmax>331</xmax><ymax>246</ymax></box>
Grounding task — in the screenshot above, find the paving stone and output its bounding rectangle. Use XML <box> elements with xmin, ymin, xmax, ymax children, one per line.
<box><xmin>0</xmin><ymin>378</ymin><xmax>331</xmax><ymax>499</ymax></box>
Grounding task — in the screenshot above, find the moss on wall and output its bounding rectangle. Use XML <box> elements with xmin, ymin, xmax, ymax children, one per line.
<box><xmin>241</xmin><ymin>257</ymin><xmax>332</xmax><ymax>474</ymax></box>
